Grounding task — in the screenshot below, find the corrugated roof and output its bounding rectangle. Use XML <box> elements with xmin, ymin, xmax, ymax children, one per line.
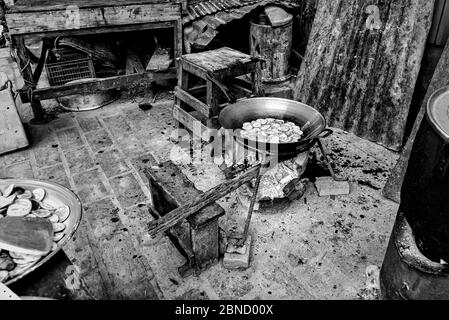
<box><xmin>184</xmin><ymin>0</ymin><xmax>260</xmax><ymax>23</ymax></box>
<box><xmin>184</xmin><ymin>0</ymin><xmax>300</xmax><ymax>23</ymax></box>
<box><xmin>183</xmin><ymin>0</ymin><xmax>301</xmax><ymax>50</ymax></box>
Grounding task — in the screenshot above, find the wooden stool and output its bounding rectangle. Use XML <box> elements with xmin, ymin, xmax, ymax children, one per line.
<box><xmin>173</xmin><ymin>47</ymin><xmax>263</xmax><ymax>141</ymax></box>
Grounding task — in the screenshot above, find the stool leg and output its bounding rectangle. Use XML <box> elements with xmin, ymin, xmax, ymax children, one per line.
<box><xmin>176</xmin><ymin>65</ymin><xmax>189</xmax><ymax>107</ymax></box>
<box><xmin>206</xmin><ymin>79</ymin><xmax>220</xmax><ymax>131</ymax></box>
<box><xmin>175</xmin><ymin>64</ymin><xmax>190</xmax><ymax>131</ymax></box>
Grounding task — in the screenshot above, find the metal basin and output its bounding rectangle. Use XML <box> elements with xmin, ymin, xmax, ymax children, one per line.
<box><xmin>219</xmin><ymin>97</ymin><xmax>331</xmax><ymax>156</ymax></box>
<box><xmin>57</xmin><ymin>78</ymin><xmax>119</xmax><ymax>112</ymax></box>
<box><xmin>0</xmin><ymin>179</ymin><xmax>82</xmax><ymax>285</ymax></box>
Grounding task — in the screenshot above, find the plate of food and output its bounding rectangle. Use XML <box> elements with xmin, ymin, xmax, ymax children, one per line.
<box><xmin>0</xmin><ymin>179</ymin><xmax>82</xmax><ymax>285</ymax></box>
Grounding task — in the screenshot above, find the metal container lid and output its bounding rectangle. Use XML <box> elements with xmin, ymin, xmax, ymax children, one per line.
<box><xmin>264</xmin><ymin>6</ymin><xmax>293</xmax><ymax>27</ymax></box>
<box><xmin>426</xmin><ymin>86</ymin><xmax>449</xmax><ymax>141</ymax></box>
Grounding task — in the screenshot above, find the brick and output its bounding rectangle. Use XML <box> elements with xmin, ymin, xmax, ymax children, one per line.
<box><xmin>95</xmin><ymin>149</ymin><xmax>129</xmax><ymax>177</ymax></box>
<box><xmin>84</xmin><ymin>198</ymin><xmax>158</xmax><ymax>299</ymax></box>
<box><xmin>51</xmin><ymin>117</ymin><xmax>76</xmax><ymax>132</ymax></box>
<box><xmin>223</xmin><ymin>236</ymin><xmax>252</xmax><ymax>270</ymax></box>
<box><xmin>64</xmin><ymin>147</ymin><xmax>95</xmax><ymax>174</ymax></box>
<box><xmin>115</xmin><ymin>135</ymin><xmax>146</xmax><ymax>157</ymax></box>
<box><xmin>129</xmin><ymin>153</ymin><xmax>158</xmax><ymax>183</ymax></box>
<box><xmin>37</xmin><ymin>163</ymin><xmax>71</xmax><ymax>189</ymax></box>
<box><xmin>175</xmin><ymin>289</ymin><xmax>209</xmax><ymax>300</ymax></box>
<box><xmin>72</xmin><ymin>168</ymin><xmax>110</xmax><ymax>203</ymax></box>
<box><xmin>109</xmin><ymin>173</ymin><xmax>148</xmax><ymax>208</ymax></box>
<box><xmin>122</xmin><ymin>204</ymin><xmax>154</xmax><ymax>242</ymax></box>
<box><xmin>0</xmin><ymin>161</ymin><xmax>34</xmax><ymax>179</ymax></box>
<box><xmin>85</xmin><ymin>129</ymin><xmax>114</xmax><ymax>152</ymax></box>
<box><xmin>33</xmin><ymin>145</ymin><xmax>62</xmax><ymax>168</ymax></box>
<box><xmin>63</xmin><ymin>216</ymin><xmax>111</xmax><ymax>300</ymax></box>
<box><xmin>56</xmin><ymin>127</ymin><xmax>85</xmax><ymax>152</ymax></box>
<box><xmin>76</xmin><ymin>117</ymin><xmax>102</xmax><ymax>133</ymax></box>
<box><xmin>64</xmin><ymin>217</ymin><xmax>99</xmax><ymax>275</ymax></box>
<box><xmin>0</xmin><ymin>148</ymin><xmax>30</xmax><ymax>167</ymax></box>
<box><xmin>102</xmin><ymin>114</ymin><xmax>134</xmax><ymax>137</ymax></box>
<box><xmin>314</xmin><ymin>177</ymin><xmax>351</xmax><ymax>197</ymax></box>
<box><xmin>29</xmin><ymin>125</ymin><xmax>56</xmax><ymax>148</ymax></box>
<box><xmin>123</xmin><ymin>108</ymin><xmax>153</xmax><ymax>132</ymax></box>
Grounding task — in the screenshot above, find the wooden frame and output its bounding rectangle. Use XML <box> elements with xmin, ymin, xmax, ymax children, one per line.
<box><xmin>6</xmin><ymin>1</ymin><xmax>183</xmax><ymax>123</ymax></box>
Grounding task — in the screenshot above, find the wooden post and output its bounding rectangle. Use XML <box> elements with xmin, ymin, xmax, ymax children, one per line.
<box><xmin>174</xmin><ymin>18</ymin><xmax>183</xmax><ymax>66</ymax></box>
<box><xmin>206</xmin><ymin>79</ymin><xmax>220</xmax><ymax>129</ymax></box>
<box><xmin>251</xmin><ymin>61</ymin><xmax>263</xmax><ymax>96</ymax></box>
<box><xmin>294</xmin><ymin>0</ymin><xmax>435</xmax><ymax>151</ymax></box>
<box><xmin>249</xmin><ymin>19</ymin><xmax>293</xmax><ymax>82</ymax></box>
<box><xmin>11</xmin><ymin>35</ymin><xmax>48</xmax><ymax>123</ymax></box>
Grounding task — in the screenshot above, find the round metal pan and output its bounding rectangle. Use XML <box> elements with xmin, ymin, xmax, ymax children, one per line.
<box><xmin>0</xmin><ymin>179</ymin><xmax>82</xmax><ymax>285</ymax></box>
<box><xmin>56</xmin><ymin>78</ymin><xmax>119</xmax><ymax>112</ymax></box>
<box><xmin>219</xmin><ymin>97</ymin><xmax>332</xmax><ymax>156</ymax></box>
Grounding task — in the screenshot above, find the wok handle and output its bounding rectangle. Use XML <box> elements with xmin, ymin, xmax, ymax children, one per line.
<box><xmin>295</xmin><ymin>128</ymin><xmax>333</xmax><ymax>148</ymax></box>
<box><xmin>317</xmin><ymin>128</ymin><xmax>333</xmax><ymax>139</ymax></box>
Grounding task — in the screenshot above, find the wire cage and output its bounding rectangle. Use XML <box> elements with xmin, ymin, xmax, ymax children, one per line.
<box><xmin>45</xmin><ymin>48</ymin><xmax>96</xmax><ymax>86</ymax></box>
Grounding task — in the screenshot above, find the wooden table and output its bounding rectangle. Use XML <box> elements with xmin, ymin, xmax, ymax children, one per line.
<box><xmin>6</xmin><ymin>0</ymin><xmax>185</xmax><ymax>123</ymax></box>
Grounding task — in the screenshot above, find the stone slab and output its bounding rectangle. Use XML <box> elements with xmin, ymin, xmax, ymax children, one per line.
<box><xmin>314</xmin><ymin>176</ymin><xmax>350</xmax><ymax>197</ymax></box>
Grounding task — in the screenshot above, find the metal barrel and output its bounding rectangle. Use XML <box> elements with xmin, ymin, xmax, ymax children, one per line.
<box><xmin>380</xmin><ymin>212</ymin><xmax>449</xmax><ymax>300</ymax></box>
<box><xmin>400</xmin><ymin>86</ymin><xmax>449</xmax><ymax>262</ymax></box>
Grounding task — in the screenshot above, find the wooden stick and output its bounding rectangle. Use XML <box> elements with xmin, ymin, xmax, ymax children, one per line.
<box><xmin>147</xmin><ymin>163</ymin><xmax>262</xmax><ymax>237</ymax></box>
<box><xmin>237</xmin><ymin>172</ymin><xmax>262</xmax><ymax>246</ymax></box>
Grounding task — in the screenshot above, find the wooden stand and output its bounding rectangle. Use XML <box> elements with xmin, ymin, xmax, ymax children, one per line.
<box><xmin>6</xmin><ymin>0</ymin><xmax>184</xmax><ymax>123</ymax></box>
<box><xmin>174</xmin><ymin>47</ymin><xmax>263</xmax><ymax>142</ymax></box>
<box><xmin>144</xmin><ymin>161</ymin><xmax>225</xmax><ymax>277</ymax></box>
<box><xmin>145</xmin><ymin>161</ymin><xmax>262</xmax><ymax>277</ymax></box>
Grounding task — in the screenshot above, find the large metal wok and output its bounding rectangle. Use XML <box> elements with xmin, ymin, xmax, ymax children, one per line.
<box><xmin>219</xmin><ymin>97</ymin><xmax>332</xmax><ymax>156</ymax></box>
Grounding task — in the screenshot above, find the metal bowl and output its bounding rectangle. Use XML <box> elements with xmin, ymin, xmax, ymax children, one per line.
<box><xmin>56</xmin><ymin>78</ymin><xmax>119</xmax><ymax>112</ymax></box>
<box><xmin>219</xmin><ymin>97</ymin><xmax>331</xmax><ymax>156</ymax></box>
<box><xmin>0</xmin><ymin>179</ymin><xmax>82</xmax><ymax>285</ymax></box>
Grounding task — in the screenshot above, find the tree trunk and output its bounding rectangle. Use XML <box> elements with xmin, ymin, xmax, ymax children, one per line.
<box><xmin>383</xmin><ymin>39</ymin><xmax>449</xmax><ymax>203</ymax></box>
<box><xmin>294</xmin><ymin>0</ymin><xmax>435</xmax><ymax>151</ymax></box>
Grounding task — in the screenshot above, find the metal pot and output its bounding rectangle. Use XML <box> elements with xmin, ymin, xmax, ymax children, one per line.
<box><xmin>56</xmin><ymin>78</ymin><xmax>119</xmax><ymax>112</ymax></box>
<box><xmin>401</xmin><ymin>86</ymin><xmax>449</xmax><ymax>261</ymax></box>
<box><xmin>218</xmin><ymin>97</ymin><xmax>332</xmax><ymax>156</ymax></box>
